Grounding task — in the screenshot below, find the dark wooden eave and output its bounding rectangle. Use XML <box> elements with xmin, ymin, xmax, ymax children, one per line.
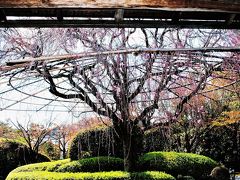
<box><xmin>0</xmin><ymin>0</ymin><xmax>240</xmax><ymax>28</ymax></box>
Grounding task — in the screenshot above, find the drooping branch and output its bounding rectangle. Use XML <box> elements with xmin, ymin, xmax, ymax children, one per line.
<box><xmin>42</xmin><ymin>65</ymin><xmax>109</xmax><ymax>117</ymax></box>
<box><xmin>135</xmin><ymin>62</ymin><xmax>176</xmax><ymax>127</ymax></box>
<box><xmin>128</xmin><ymin>55</ymin><xmax>155</xmax><ymax>102</ymax></box>
<box><xmin>69</xmin><ymin>65</ymin><xmax>118</xmax><ymax>120</ymax></box>
<box><xmin>174</xmin><ymin>66</ymin><xmax>213</xmax><ymax>119</ymax></box>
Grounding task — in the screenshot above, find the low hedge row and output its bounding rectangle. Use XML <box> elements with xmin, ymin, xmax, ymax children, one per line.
<box><xmin>138</xmin><ymin>152</ymin><xmax>218</xmax><ymax>179</ymax></box>
<box><xmin>10</xmin><ymin>157</ymin><xmax>123</xmax><ymax>173</ymax></box>
<box><xmin>10</xmin><ymin>159</ymin><xmax>70</xmax><ymax>173</ymax></box>
<box><xmin>7</xmin><ymin>171</ymin><xmax>176</xmax><ymax>180</ymax></box>
<box><xmin>57</xmin><ymin>156</ymin><xmax>124</xmax><ymax>172</ymax></box>
<box><xmin>7</xmin><ymin>152</ymin><xmax>217</xmax><ymax>179</ymax></box>
<box><xmin>7</xmin><ymin>171</ymin><xmax>129</xmax><ymax>180</ymax></box>
<box><xmin>131</xmin><ymin>171</ymin><xmax>175</xmax><ymax>180</ymax></box>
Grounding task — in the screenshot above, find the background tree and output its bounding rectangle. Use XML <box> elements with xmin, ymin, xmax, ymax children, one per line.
<box><xmin>51</xmin><ymin>123</ymin><xmax>79</xmax><ymax>159</ymax></box>
<box><xmin>39</xmin><ymin>140</ymin><xmax>60</xmax><ymax>160</ymax></box>
<box><xmin>200</xmin><ymin>80</ymin><xmax>240</xmax><ymax>170</ymax></box>
<box><xmin>11</xmin><ymin>120</ymin><xmax>52</xmax><ymax>161</ymax></box>
<box><xmin>0</xmin><ymin>121</ymin><xmax>19</xmax><ymax>139</ymax></box>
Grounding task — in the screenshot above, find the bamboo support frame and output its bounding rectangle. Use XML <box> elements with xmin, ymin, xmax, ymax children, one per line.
<box><xmin>2</xmin><ymin>47</ymin><xmax>240</xmax><ymax>71</ymax></box>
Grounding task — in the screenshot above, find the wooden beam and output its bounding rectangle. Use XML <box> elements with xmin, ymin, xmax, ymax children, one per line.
<box><xmin>0</xmin><ymin>0</ymin><xmax>240</xmax><ymax>12</ymax></box>
<box><xmin>1</xmin><ymin>8</ymin><xmax>237</xmax><ymax>20</ymax></box>
<box><xmin>1</xmin><ymin>19</ymin><xmax>240</xmax><ymax>29</ymax></box>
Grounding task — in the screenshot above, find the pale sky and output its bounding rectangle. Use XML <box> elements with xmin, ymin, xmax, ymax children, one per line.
<box><xmin>0</xmin><ymin>75</ymin><xmax>94</xmax><ymax>125</ymax></box>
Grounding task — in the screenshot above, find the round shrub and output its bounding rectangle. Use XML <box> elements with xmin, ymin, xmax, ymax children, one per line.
<box><xmin>69</xmin><ymin>126</ymin><xmax>123</xmax><ymax>160</ymax></box>
<box><xmin>138</xmin><ymin>151</ymin><xmax>218</xmax><ymax>179</ymax></box>
<box><xmin>57</xmin><ymin>156</ymin><xmax>124</xmax><ymax>172</ymax></box>
<box><xmin>210</xmin><ymin>166</ymin><xmax>230</xmax><ymax>180</ymax></box>
<box><xmin>0</xmin><ymin>138</ymin><xmax>50</xmax><ymax>179</ymax></box>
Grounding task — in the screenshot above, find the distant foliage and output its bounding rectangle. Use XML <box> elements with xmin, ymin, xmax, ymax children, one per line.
<box><xmin>69</xmin><ymin>126</ymin><xmax>122</xmax><ymax>160</ymax></box>
<box><xmin>40</xmin><ymin>141</ymin><xmax>60</xmax><ymax>160</ymax></box>
<box><xmin>0</xmin><ymin>121</ymin><xmax>20</xmax><ymax>139</ymax></box>
<box><xmin>0</xmin><ymin>138</ymin><xmax>50</xmax><ymax>180</ymax></box>
<box><xmin>138</xmin><ymin>151</ymin><xmax>217</xmax><ymax>179</ymax></box>
<box><xmin>200</xmin><ymin>123</ymin><xmax>240</xmax><ymax>171</ymax></box>
<box><xmin>144</xmin><ymin>127</ymin><xmax>171</xmax><ymax>152</ymax></box>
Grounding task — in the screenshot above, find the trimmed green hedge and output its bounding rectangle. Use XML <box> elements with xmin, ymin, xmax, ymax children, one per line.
<box><xmin>57</xmin><ymin>157</ymin><xmax>124</xmax><ymax>172</ymax></box>
<box><xmin>131</xmin><ymin>171</ymin><xmax>176</xmax><ymax>180</ymax></box>
<box><xmin>10</xmin><ymin>159</ymin><xmax>70</xmax><ymax>173</ymax></box>
<box><xmin>7</xmin><ymin>171</ymin><xmax>130</xmax><ymax>180</ymax></box>
<box><xmin>7</xmin><ymin>157</ymin><xmax>175</xmax><ymax>180</ymax></box>
<box><xmin>138</xmin><ymin>151</ymin><xmax>217</xmax><ymax>179</ymax></box>
<box><xmin>7</xmin><ymin>171</ymin><xmax>175</xmax><ymax>180</ymax></box>
<box><xmin>10</xmin><ymin>157</ymin><xmax>123</xmax><ymax>173</ymax></box>
<box><xmin>6</xmin><ymin>151</ymin><xmax>217</xmax><ymax>179</ymax></box>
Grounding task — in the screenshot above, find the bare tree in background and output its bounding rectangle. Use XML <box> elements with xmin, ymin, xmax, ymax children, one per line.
<box><xmin>1</xmin><ymin>28</ymin><xmax>239</xmax><ymax>171</ymax></box>
<box><xmin>11</xmin><ymin>120</ymin><xmax>52</xmax><ymax>160</ymax></box>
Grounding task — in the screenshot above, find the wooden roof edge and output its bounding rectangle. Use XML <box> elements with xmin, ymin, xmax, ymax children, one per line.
<box><xmin>0</xmin><ymin>0</ymin><xmax>240</xmax><ymax>12</ymax></box>
<box><xmin>1</xmin><ymin>7</ymin><xmax>240</xmax><ymax>14</ymax></box>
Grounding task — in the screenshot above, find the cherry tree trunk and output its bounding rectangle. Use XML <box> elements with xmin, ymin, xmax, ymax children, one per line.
<box><xmin>115</xmin><ymin>121</ymin><xmax>143</xmax><ymax>172</ymax></box>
